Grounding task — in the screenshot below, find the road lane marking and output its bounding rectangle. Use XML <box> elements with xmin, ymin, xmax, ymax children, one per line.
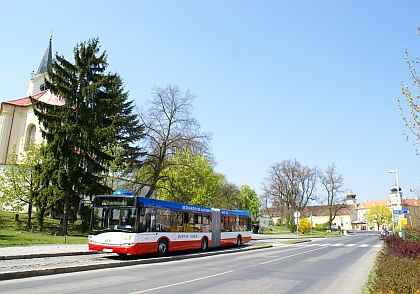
<box><xmin>259</xmin><ymin>247</ymin><xmax>326</xmax><ymax>265</ymax></box>
<box><xmin>128</xmin><ymin>270</ymin><xmax>235</xmax><ymax>293</ymax></box>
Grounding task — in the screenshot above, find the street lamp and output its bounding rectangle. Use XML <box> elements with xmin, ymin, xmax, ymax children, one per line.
<box><xmin>389</xmin><ymin>169</ymin><xmax>401</xmax><ymax>234</ymax></box>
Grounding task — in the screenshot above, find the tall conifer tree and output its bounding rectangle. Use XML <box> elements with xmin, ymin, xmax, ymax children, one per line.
<box><xmin>31</xmin><ymin>38</ymin><xmax>144</xmax><ymax>235</ymax></box>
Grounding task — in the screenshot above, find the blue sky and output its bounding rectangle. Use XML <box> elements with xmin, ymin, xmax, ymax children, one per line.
<box><xmin>1</xmin><ymin>1</ymin><xmax>420</xmax><ymax>203</ymax></box>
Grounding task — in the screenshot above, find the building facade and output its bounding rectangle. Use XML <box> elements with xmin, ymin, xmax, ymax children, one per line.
<box><xmin>0</xmin><ymin>35</ymin><xmax>59</xmax><ymax>165</ymax></box>
<box><xmin>355</xmin><ymin>185</ymin><xmax>420</xmax><ymax>230</ymax></box>
<box><xmin>267</xmin><ymin>188</ymin><xmax>420</xmax><ymax>231</ymax></box>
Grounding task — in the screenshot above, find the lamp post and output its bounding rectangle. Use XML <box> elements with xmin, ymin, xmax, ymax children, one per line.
<box><xmin>389</xmin><ymin>169</ymin><xmax>401</xmax><ymax>234</ymax></box>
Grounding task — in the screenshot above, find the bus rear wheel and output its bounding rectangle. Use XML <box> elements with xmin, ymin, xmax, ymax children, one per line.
<box><xmin>201</xmin><ymin>238</ymin><xmax>208</xmax><ymax>252</ymax></box>
<box><xmin>157</xmin><ymin>239</ymin><xmax>168</xmax><ymax>257</ymax></box>
<box><xmin>236</xmin><ymin>236</ymin><xmax>242</xmax><ymax>247</ymax></box>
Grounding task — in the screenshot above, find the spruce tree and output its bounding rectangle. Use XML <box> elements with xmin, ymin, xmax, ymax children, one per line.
<box><xmin>31</xmin><ymin>38</ymin><xmax>144</xmax><ymax>235</ymax></box>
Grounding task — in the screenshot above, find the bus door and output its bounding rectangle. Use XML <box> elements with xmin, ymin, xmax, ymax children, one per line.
<box><xmin>211</xmin><ymin>209</ymin><xmax>221</xmax><ymax>247</ymax></box>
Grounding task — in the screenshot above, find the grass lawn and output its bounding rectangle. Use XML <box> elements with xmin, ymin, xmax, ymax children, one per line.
<box><xmin>0</xmin><ymin>210</ymin><xmax>88</xmax><ymax>247</ymax></box>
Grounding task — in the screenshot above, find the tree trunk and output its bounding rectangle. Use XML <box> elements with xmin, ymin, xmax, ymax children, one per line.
<box><xmin>57</xmin><ymin>190</ymin><xmax>70</xmax><ymax>236</ymax></box>
<box><xmin>26</xmin><ymin>201</ymin><xmax>32</xmax><ymax>229</ymax></box>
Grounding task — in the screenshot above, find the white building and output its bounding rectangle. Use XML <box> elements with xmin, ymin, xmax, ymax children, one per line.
<box><xmin>0</xmin><ymin>35</ymin><xmax>63</xmax><ymax>165</ymax></box>
<box><xmin>356</xmin><ymin>185</ymin><xmax>420</xmax><ymax>230</ymax></box>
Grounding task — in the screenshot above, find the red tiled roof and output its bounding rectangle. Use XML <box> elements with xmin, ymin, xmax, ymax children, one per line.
<box><xmin>268</xmin><ymin>204</ymin><xmax>353</xmax><ymax>217</ymax></box>
<box><xmin>304</xmin><ymin>205</ymin><xmax>353</xmax><ymax>216</ymax></box>
<box><xmin>356</xmin><ymin>198</ymin><xmax>420</xmax><ymax>209</ymax></box>
<box><xmin>2</xmin><ymin>90</ymin><xmax>48</xmax><ymax>108</ymax></box>
<box><xmin>1</xmin><ymin>90</ymin><xmax>64</xmax><ymax>109</ymax></box>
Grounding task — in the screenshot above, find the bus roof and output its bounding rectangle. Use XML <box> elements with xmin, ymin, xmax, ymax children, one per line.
<box><xmin>94</xmin><ymin>193</ymin><xmax>251</xmax><ymax>218</ymax></box>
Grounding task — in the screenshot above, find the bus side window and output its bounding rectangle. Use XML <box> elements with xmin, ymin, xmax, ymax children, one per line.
<box><xmin>202</xmin><ymin>214</ymin><xmax>211</xmax><ymax>232</ymax></box>
<box><xmin>170</xmin><ymin>211</ymin><xmax>182</xmax><ymax>232</ymax></box>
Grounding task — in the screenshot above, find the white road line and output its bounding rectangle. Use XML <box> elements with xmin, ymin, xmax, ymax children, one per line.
<box><xmin>331</xmin><ymin>243</ymin><xmax>343</xmax><ymax>247</ymax></box>
<box><xmin>259</xmin><ymin>246</ymin><xmax>326</xmax><ymax>265</ymax></box>
<box><xmin>128</xmin><ymin>270</ymin><xmax>235</xmax><ymax>293</ymax></box>
<box><xmin>130</xmin><ymin>246</ymin><xmax>327</xmax><ymax>292</ymax></box>
<box><xmin>359</xmin><ymin>244</ymin><xmax>369</xmax><ymax>247</ymax></box>
<box><xmin>345</xmin><ymin>244</ymin><xmax>356</xmax><ymax>247</ymax></box>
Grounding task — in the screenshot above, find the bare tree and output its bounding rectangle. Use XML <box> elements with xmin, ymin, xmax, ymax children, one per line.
<box><xmin>134</xmin><ymin>85</ymin><xmax>212</xmax><ymax>198</ymax></box>
<box><xmin>262</xmin><ymin>159</ymin><xmax>318</xmax><ymax>230</ymax></box>
<box><xmin>320</xmin><ymin>163</ymin><xmax>346</xmax><ymax>229</ymax></box>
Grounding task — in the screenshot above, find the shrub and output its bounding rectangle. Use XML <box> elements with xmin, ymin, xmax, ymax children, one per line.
<box><xmin>368</xmin><ymin>253</ymin><xmax>420</xmax><ymax>294</ymax></box>
<box><xmin>384</xmin><ymin>234</ymin><xmax>420</xmax><ymax>258</ymax></box>
<box><xmin>405</xmin><ymin>226</ymin><xmax>420</xmax><ymax>242</ymax></box>
<box><xmin>298</xmin><ymin>218</ymin><xmax>311</xmax><ymax>234</ymax></box>
<box><xmin>314</xmin><ymin>224</ymin><xmax>327</xmax><ymax>232</ymax></box>
<box><xmin>367</xmin><ymin>227</ymin><xmax>420</xmax><ymax>293</ymax></box>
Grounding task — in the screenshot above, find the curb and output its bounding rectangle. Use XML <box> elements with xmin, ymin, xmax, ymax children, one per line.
<box><xmin>0</xmin><ymin>250</ymin><xmax>103</xmax><ymax>260</ymax></box>
<box><xmin>0</xmin><ymin>244</ymin><xmax>272</xmax><ymax>281</ymax></box>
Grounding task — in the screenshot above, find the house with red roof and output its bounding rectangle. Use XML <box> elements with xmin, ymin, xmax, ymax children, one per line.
<box><xmin>355</xmin><ymin>185</ymin><xmax>420</xmax><ymax>230</ymax></box>
<box><xmin>265</xmin><ymin>187</ymin><xmax>420</xmax><ymax>231</ymax></box>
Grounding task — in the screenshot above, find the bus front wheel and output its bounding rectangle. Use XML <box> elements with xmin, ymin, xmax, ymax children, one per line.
<box><xmin>157</xmin><ymin>239</ymin><xmax>168</xmax><ymax>257</ymax></box>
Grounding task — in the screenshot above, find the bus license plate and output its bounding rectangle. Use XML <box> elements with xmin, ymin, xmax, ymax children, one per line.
<box><xmin>103</xmin><ymin>248</ymin><xmax>113</xmax><ymax>253</ymax></box>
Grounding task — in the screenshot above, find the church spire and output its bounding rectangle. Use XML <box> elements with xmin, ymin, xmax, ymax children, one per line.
<box><xmin>36</xmin><ymin>33</ymin><xmax>53</xmax><ymax>75</ymax></box>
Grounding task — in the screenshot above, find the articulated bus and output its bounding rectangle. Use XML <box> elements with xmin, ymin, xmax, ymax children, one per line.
<box><xmin>88</xmin><ymin>191</ymin><xmax>252</xmax><ymax>257</ymax></box>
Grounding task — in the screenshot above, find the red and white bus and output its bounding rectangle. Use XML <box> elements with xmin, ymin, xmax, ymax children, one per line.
<box><xmin>88</xmin><ymin>191</ymin><xmax>252</xmax><ymax>257</ymax></box>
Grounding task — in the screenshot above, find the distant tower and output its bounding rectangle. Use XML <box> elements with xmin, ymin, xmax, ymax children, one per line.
<box><xmin>27</xmin><ymin>34</ymin><xmax>53</xmax><ymax>96</ymax></box>
<box><xmin>346</xmin><ymin>191</ymin><xmax>357</xmax><ymax>206</ymax></box>
<box><xmin>389</xmin><ymin>184</ymin><xmax>402</xmax><ymax>208</ymax></box>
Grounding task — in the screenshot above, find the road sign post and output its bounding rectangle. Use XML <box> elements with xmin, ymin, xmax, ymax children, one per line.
<box><xmin>294</xmin><ymin>211</ymin><xmax>300</xmax><ymax>239</ymax></box>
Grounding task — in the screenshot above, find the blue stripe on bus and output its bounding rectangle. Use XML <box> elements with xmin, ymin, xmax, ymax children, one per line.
<box><xmin>99</xmin><ymin>193</ymin><xmax>251</xmax><ymax>218</ymax></box>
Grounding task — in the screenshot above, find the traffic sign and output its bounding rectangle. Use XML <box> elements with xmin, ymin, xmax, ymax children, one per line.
<box><xmin>393</xmin><ymin>210</ymin><xmax>409</xmax><ymax>214</ymax></box>
<box><xmin>294</xmin><ymin>211</ymin><xmax>301</xmax><ymax>218</ymax></box>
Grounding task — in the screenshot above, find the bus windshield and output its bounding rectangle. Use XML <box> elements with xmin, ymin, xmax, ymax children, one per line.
<box><xmin>91</xmin><ymin>196</ymin><xmax>137</xmax><ymax>234</ymax></box>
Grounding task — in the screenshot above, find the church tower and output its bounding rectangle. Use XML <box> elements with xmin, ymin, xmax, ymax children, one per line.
<box><xmin>27</xmin><ymin>34</ymin><xmax>53</xmax><ymax>96</ymax></box>
<box><xmin>0</xmin><ymin>35</ymin><xmax>53</xmax><ymax>164</ymax></box>
<box><xmin>389</xmin><ymin>184</ymin><xmax>403</xmax><ymax>208</ymax></box>
<box><xmin>346</xmin><ymin>191</ymin><xmax>357</xmax><ymax>206</ymax></box>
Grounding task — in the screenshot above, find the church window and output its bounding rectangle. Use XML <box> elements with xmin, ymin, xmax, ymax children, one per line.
<box><xmin>26</xmin><ymin>124</ymin><xmax>36</xmax><ymax>146</ymax></box>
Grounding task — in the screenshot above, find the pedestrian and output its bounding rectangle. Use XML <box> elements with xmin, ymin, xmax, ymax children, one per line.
<box><xmin>380</xmin><ymin>225</ymin><xmax>386</xmax><ymax>239</ymax></box>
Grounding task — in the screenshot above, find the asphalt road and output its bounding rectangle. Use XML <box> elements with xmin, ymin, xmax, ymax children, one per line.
<box><xmin>0</xmin><ymin>231</ymin><xmax>382</xmax><ymax>294</ymax></box>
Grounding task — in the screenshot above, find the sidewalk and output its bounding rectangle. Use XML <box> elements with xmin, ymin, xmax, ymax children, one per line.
<box><xmin>0</xmin><ymin>244</ymin><xmax>91</xmax><ymax>260</ymax></box>
<box><xmin>0</xmin><ymin>234</ymin><xmax>300</xmax><ymax>260</ymax></box>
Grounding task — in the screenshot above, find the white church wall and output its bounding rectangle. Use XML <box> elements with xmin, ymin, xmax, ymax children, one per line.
<box><xmin>0</xmin><ymin>104</ymin><xmax>15</xmax><ymax>163</ymax></box>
